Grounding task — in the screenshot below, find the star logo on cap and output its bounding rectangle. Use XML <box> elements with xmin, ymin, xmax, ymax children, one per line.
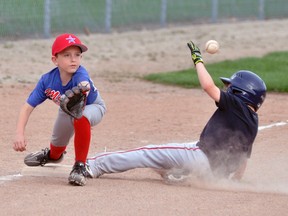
<box><xmin>66</xmin><ymin>35</ymin><xmax>76</xmax><ymax>44</ymax></box>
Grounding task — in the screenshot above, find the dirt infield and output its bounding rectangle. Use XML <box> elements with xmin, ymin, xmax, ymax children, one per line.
<box><xmin>1</xmin><ymin>19</ymin><xmax>288</xmax><ymax>215</ymax></box>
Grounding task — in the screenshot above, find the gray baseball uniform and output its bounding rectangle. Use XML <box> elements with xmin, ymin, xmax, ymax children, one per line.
<box><xmin>87</xmin><ymin>142</ymin><xmax>212</xmax><ymax>180</ymax></box>
<box><xmin>51</xmin><ymin>92</ymin><xmax>106</xmax><ymax>147</ymax></box>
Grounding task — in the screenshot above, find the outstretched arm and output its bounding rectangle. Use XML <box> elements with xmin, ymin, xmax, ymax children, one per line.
<box><xmin>13</xmin><ymin>102</ymin><xmax>34</xmax><ymax>152</ymax></box>
<box><xmin>187</xmin><ymin>41</ymin><xmax>220</xmax><ymax>103</ymax></box>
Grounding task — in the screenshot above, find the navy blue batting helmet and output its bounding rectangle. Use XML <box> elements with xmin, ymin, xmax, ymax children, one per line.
<box><xmin>220</xmin><ymin>70</ymin><xmax>266</xmax><ymax>111</ymax></box>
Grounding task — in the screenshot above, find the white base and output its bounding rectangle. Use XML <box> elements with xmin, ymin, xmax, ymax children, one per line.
<box><xmin>21</xmin><ymin>164</ymin><xmax>72</xmax><ymax>178</ymax></box>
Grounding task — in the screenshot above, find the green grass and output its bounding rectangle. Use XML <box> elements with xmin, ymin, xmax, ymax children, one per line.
<box><xmin>143</xmin><ymin>51</ymin><xmax>288</xmax><ymax>92</ymax></box>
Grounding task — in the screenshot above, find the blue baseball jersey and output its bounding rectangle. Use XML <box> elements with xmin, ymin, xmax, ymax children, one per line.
<box><xmin>27</xmin><ymin>66</ymin><xmax>98</xmax><ymax>107</ymax></box>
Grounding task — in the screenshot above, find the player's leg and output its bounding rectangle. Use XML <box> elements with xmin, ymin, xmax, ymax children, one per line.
<box><xmin>73</xmin><ymin>95</ymin><xmax>106</xmax><ymax>163</ymax></box>
<box><xmin>87</xmin><ymin>142</ymin><xmax>211</xmax><ymax>179</ymax></box>
<box><xmin>24</xmin><ymin>108</ymin><xmax>73</xmax><ymax>166</ymax></box>
<box><xmin>83</xmin><ymin>92</ymin><xmax>106</xmax><ymax>126</ymax></box>
<box><xmin>69</xmin><ymin>94</ymin><xmax>106</xmax><ymax>186</ymax></box>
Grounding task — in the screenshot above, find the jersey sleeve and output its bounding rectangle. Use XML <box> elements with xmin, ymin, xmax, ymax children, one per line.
<box><xmin>26</xmin><ymin>76</ymin><xmax>48</xmax><ymax>107</ymax></box>
<box><xmin>217</xmin><ymin>90</ymin><xmax>235</xmax><ymax>110</ymax></box>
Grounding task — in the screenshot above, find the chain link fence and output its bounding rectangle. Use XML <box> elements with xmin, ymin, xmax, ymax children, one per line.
<box><xmin>0</xmin><ymin>0</ymin><xmax>287</xmax><ymax>41</ymax></box>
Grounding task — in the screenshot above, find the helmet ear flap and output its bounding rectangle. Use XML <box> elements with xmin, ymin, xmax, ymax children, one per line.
<box><xmin>231</xmin><ymin>88</ymin><xmax>242</xmax><ymax>95</ymax></box>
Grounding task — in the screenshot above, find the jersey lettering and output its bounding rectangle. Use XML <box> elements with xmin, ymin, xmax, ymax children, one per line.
<box><xmin>45</xmin><ymin>88</ymin><xmax>61</xmax><ymax>105</ymax></box>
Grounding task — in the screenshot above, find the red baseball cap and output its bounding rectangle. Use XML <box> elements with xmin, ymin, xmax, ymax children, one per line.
<box><xmin>52</xmin><ymin>33</ymin><xmax>88</xmax><ymax>56</ymax></box>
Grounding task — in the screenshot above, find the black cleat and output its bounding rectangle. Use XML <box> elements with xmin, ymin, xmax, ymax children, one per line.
<box><xmin>24</xmin><ymin>148</ymin><xmax>65</xmax><ymax>166</ymax></box>
<box><xmin>68</xmin><ymin>162</ymin><xmax>93</xmax><ymax>186</ymax></box>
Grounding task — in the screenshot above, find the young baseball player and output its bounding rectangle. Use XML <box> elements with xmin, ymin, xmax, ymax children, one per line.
<box><xmin>85</xmin><ymin>41</ymin><xmax>267</xmax><ymax>183</ymax></box>
<box><xmin>13</xmin><ymin>33</ymin><xmax>106</xmax><ymax>186</ymax></box>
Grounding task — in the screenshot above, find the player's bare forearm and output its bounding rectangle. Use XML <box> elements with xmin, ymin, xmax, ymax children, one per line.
<box><xmin>187</xmin><ymin>41</ymin><xmax>220</xmax><ymax>102</ymax></box>
<box><xmin>16</xmin><ymin>103</ymin><xmax>34</xmax><ymax>133</ymax></box>
<box><xmin>13</xmin><ymin>103</ymin><xmax>34</xmax><ymax>151</ymax></box>
<box><xmin>195</xmin><ymin>63</ymin><xmax>220</xmax><ymax>102</ymax></box>
<box><xmin>231</xmin><ymin>159</ymin><xmax>247</xmax><ymax>181</ymax></box>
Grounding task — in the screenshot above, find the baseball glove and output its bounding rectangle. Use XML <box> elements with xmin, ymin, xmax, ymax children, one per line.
<box><xmin>60</xmin><ymin>84</ymin><xmax>90</xmax><ymax>119</ymax></box>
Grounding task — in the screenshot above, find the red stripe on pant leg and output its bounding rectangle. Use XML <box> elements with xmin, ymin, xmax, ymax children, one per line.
<box><xmin>88</xmin><ymin>146</ymin><xmax>200</xmax><ymax>161</ymax></box>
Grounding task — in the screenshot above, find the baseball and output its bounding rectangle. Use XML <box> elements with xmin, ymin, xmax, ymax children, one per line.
<box><xmin>205</xmin><ymin>40</ymin><xmax>219</xmax><ymax>54</ymax></box>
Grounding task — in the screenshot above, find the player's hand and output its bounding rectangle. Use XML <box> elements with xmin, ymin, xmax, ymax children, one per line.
<box><xmin>187</xmin><ymin>41</ymin><xmax>204</xmax><ymax>65</ymax></box>
<box><xmin>13</xmin><ymin>133</ymin><xmax>27</xmax><ymax>152</ymax></box>
<box><xmin>230</xmin><ymin>160</ymin><xmax>247</xmax><ymax>181</ymax></box>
